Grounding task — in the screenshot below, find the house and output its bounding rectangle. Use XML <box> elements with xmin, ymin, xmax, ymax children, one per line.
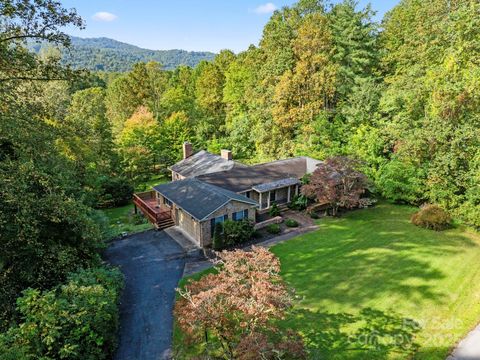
<box><xmin>133</xmin><ymin>142</ymin><xmax>321</xmax><ymax>247</ymax></box>
<box><xmin>152</xmin><ymin>178</ymin><xmax>257</xmax><ymax>247</ymax></box>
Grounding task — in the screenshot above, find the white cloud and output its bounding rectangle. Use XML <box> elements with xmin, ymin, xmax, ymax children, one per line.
<box><xmin>253</xmin><ymin>2</ymin><xmax>277</xmax><ymax>14</ymax></box>
<box><xmin>92</xmin><ymin>12</ymin><xmax>118</xmax><ymax>22</ymax></box>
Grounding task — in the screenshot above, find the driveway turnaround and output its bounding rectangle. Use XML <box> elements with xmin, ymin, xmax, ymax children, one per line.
<box><xmin>104</xmin><ymin>230</ymin><xmax>186</xmax><ymax>360</ymax></box>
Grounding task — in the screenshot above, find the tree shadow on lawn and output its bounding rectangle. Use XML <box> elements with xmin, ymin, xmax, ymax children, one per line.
<box><xmin>283</xmin><ymin>307</ymin><xmax>421</xmax><ymax>359</ymax></box>
<box><xmin>273</xmin><ymin>205</ymin><xmax>478</xmax><ymax>308</ymax></box>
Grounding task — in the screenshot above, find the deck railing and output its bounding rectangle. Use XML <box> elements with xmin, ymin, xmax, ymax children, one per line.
<box><xmin>133</xmin><ymin>191</ymin><xmax>171</xmax><ymax>224</ymax></box>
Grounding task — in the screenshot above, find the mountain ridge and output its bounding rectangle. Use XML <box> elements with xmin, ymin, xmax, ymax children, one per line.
<box><xmin>29</xmin><ymin>36</ymin><xmax>216</xmax><ymax>72</ymax></box>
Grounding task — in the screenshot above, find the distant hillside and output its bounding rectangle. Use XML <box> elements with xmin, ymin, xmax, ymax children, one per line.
<box><xmin>28</xmin><ymin>36</ymin><xmax>216</xmax><ymax>72</ymax></box>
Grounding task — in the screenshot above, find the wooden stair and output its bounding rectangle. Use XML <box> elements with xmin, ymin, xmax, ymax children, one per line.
<box><xmin>156</xmin><ymin>217</ymin><xmax>175</xmax><ymax>230</ymax></box>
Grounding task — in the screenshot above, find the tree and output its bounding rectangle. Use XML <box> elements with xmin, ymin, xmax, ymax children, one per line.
<box><xmin>329</xmin><ymin>0</ymin><xmax>379</xmax><ymax>104</ymax></box>
<box><xmin>376</xmin><ymin>0</ymin><xmax>480</xmax><ymax>226</ymax></box>
<box><xmin>194</xmin><ymin>60</ymin><xmax>227</xmax><ymax>141</ymax></box>
<box><xmin>175</xmin><ymin>247</ymin><xmax>305</xmax><ymax>359</ymax></box>
<box><xmin>159</xmin><ymin>111</ymin><xmax>192</xmax><ymax>166</ymax></box>
<box><xmin>271</xmin><ymin>12</ymin><xmax>337</xmax><ymax>156</ymax></box>
<box><xmin>0</xmin><ymin>0</ymin><xmax>83</xmax><ymax>85</ymax></box>
<box><xmin>0</xmin><ymin>0</ymin><xmax>104</xmax><ymax>329</ymax></box>
<box><xmin>302</xmin><ymin>156</ymin><xmax>368</xmax><ymax>216</ymax></box>
<box><xmin>117</xmin><ymin>107</ymin><xmax>162</xmax><ymax>185</ymax></box>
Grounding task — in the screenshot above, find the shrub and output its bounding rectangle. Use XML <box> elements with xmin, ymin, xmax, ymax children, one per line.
<box><xmin>288</xmin><ymin>194</ymin><xmax>308</xmax><ymax>211</ymax></box>
<box><xmin>212</xmin><ymin>222</ymin><xmax>225</xmax><ymax>250</ymax></box>
<box><xmin>266</xmin><ymin>224</ymin><xmax>281</xmax><ymax>235</ymax></box>
<box><xmin>0</xmin><ymin>267</ymin><xmax>123</xmax><ymax>360</ymax></box>
<box><xmin>285</xmin><ymin>219</ymin><xmax>299</xmax><ymax>228</ymax></box>
<box><xmin>411</xmin><ymin>204</ymin><xmax>452</xmax><ymax>231</ymax></box>
<box><xmin>301</xmin><ymin>173</ymin><xmax>311</xmax><ymax>185</ymax></box>
<box><xmin>309</xmin><ymin>212</ymin><xmax>319</xmax><ymax>219</ymax></box>
<box><xmin>223</xmin><ymin>220</ymin><xmax>255</xmax><ymax>246</ymax></box>
<box><xmin>132</xmin><ymin>213</ymin><xmax>147</xmax><ymax>225</ymax></box>
<box><xmin>358</xmin><ymin>198</ymin><xmax>377</xmax><ymax>208</ymax></box>
<box><xmin>269</xmin><ymin>203</ymin><xmax>280</xmax><ymax>217</ymax></box>
<box><xmin>97</xmin><ymin>176</ymin><xmax>134</xmax><ymax>208</ymax></box>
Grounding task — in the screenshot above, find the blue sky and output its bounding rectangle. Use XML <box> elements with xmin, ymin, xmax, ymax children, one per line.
<box><xmin>61</xmin><ymin>1</ymin><xmax>399</xmax><ymax>53</ymax></box>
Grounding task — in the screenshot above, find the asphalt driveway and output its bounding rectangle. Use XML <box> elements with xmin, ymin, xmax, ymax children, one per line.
<box><xmin>104</xmin><ymin>230</ymin><xmax>186</xmax><ymax>360</ymax></box>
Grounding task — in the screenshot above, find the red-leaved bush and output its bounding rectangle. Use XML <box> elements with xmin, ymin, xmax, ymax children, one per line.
<box><xmin>174</xmin><ymin>247</ymin><xmax>305</xmax><ymax>359</ymax></box>
<box><xmin>302</xmin><ymin>156</ymin><xmax>368</xmax><ymax>216</ymax></box>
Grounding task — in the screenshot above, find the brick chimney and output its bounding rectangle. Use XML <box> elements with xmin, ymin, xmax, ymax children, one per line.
<box><xmin>183</xmin><ymin>142</ymin><xmax>193</xmax><ymax>159</ymax></box>
<box><xmin>221</xmin><ymin>149</ymin><xmax>232</xmax><ymax>161</ymax></box>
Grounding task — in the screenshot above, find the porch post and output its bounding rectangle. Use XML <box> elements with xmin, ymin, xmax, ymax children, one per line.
<box><xmin>259</xmin><ymin>192</ymin><xmax>263</xmax><ymax>210</ymax></box>
<box><xmin>267</xmin><ymin>191</ymin><xmax>271</xmax><ymax>209</ymax></box>
<box><xmin>287</xmin><ymin>186</ymin><xmax>291</xmax><ymax>203</ymax></box>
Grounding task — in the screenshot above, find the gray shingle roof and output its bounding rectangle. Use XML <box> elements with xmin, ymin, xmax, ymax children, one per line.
<box><xmin>169</xmin><ymin>150</ymin><xmax>243</xmax><ymax>178</ymax></box>
<box><xmin>252</xmin><ymin>177</ymin><xmax>300</xmax><ymax>193</ymax></box>
<box><xmin>197</xmin><ymin>157</ymin><xmax>322</xmax><ymax>193</ymax></box>
<box><xmin>153</xmin><ymin>178</ymin><xmax>257</xmax><ymax>221</ymax></box>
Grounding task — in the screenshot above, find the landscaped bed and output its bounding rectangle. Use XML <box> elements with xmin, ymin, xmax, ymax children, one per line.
<box><xmin>173</xmin><ymin>202</ymin><xmax>480</xmax><ymax>359</ymax></box>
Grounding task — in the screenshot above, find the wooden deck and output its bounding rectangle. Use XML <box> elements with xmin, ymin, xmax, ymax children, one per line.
<box><xmin>133</xmin><ymin>191</ymin><xmax>174</xmax><ymax>230</ymax></box>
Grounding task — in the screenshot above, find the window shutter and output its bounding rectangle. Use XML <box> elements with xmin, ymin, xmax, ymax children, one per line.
<box><xmin>232</xmin><ymin>212</ymin><xmax>237</xmax><ymax>221</ymax></box>
<box><xmin>244</xmin><ymin>209</ymin><xmax>248</xmax><ymax>219</ymax></box>
<box><xmin>210</xmin><ymin>218</ymin><xmax>215</xmax><ymax>237</ymax></box>
<box><xmin>224</xmin><ymin>214</ymin><xmax>228</xmax><ymax>221</ymax></box>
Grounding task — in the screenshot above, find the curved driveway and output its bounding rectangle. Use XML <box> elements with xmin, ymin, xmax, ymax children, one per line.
<box><xmin>104</xmin><ymin>230</ymin><xmax>186</xmax><ymax>360</ymax></box>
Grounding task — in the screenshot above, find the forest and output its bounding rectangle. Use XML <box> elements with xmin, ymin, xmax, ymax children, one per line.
<box><xmin>100</xmin><ymin>0</ymin><xmax>479</xmax><ymax>226</ymax></box>
<box><xmin>29</xmin><ymin>36</ymin><xmax>216</xmax><ymax>71</ymax></box>
<box><xmin>0</xmin><ymin>0</ymin><xmax>479</xmax><ymax>358</ymax></box>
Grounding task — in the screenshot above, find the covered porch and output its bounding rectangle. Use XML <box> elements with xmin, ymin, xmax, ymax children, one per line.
<box><xmin>133</xmin><ymin>191</ymin><xmax>174</xmax><ymax>230</ymax></box>
<box><xmin>248</xmin><ymin>178</ymin><xmax>300</xmax><ymax>211</ymax></box>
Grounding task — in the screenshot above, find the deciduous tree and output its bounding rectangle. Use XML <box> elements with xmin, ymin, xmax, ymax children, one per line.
<box><xmin>302</xmin><ymin>156</ymin><xmax>368</xmax><ymax>216</ymax></box>
<box><xmin>175</xmin><ymin>247</ymin><xmax>305</xmax><ymax>359</ymax></box>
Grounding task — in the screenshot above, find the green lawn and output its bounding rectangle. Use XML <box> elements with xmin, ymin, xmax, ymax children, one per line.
<box><xmin>101</xmin><ymin>204</ymin><xmax>153</xmax><ymax>238</ymax></box>
<box><xmin>135</xmin><ymin>174</ymin><xmax>169</xmax><ymax>192</ymax></box>
<box><xmin>174</xmin><ymin>203</ymin><xmax>480</xmax><ymax>359</ymax></box>
<box><xmin>100</xmin><ymin>175</ymin><xmax>169</xmax><ymax>239</ymax></box>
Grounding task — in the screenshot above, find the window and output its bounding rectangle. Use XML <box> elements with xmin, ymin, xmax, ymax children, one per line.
<box><xmin>210</xmin><ymin>214</ymin><xmax>228</xmax><ymax>237</ymax></box>
<box><xmin>245</xmin><ymin>191</ymin><xmax>251</xmax><ymax>198</ymax></box>
<box><xmin>163</xmin><ymin>197</ymin><xmax>172</xmax><ymax>207</ymax></box>
<box><xmin>232</xmin><ymin>209</ymin><xmax>249</xmax><ymax>221</ymax></box>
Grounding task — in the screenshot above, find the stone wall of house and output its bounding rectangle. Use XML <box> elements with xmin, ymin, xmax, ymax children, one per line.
<box><xmin>199</xmin><ymin>200</ymin><xmax>256</xmax><ymax>247</ymax></box>
<box><xmin>177</xmin><ymin>208</ymin><xmax>201</xmax><ymax>242</ymax></box>
<box><xmin>156</xmin><ymin>192</ymin><xmax>256</xmax><ymax>247</ymax></box>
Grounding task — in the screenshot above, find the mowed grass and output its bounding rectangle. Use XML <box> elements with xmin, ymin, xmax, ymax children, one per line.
<box><xmin>173</xmin><ymin>203</ymin><xmax>480</xmax><ymax>359</ymax></box>
<box><xmin>270</xmin><ymin>203</ymin><xmax>480</xmax><ymax>359</ymax></box>
<box><xmin>101</xmin><ymin>204</ymin><xmax>152</xmax><ymax>238</ymax></box>
<box><xmin>100</xmin><ymin>175</ymin><xmax>169</xmax><ymax>238</ymax></box>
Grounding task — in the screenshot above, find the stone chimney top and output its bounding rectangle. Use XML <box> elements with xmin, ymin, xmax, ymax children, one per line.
<box><xmin>221</xmin><ymin>149</ymin><xmax>232</xmax><ymax>161</ymax></box>
<box><xmin>183</xmin><ymin>142</ymin><xmax>193</xmax><ymax>159</ymax></box>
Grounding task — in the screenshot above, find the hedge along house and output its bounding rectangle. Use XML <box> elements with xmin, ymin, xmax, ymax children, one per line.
<box><xmin>152</xmin><ymin>178</ymin><xmax>257</xmax><ymax>247</ymax></box>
